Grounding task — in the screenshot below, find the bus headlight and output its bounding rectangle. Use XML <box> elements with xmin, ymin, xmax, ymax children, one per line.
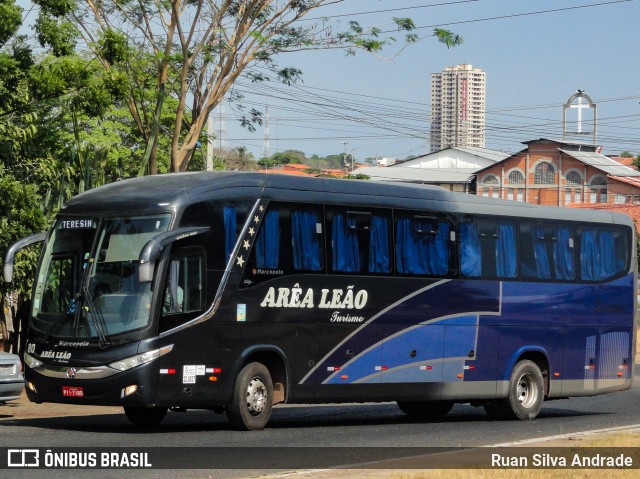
<box><xmin>109</xmin><ymin>344</ymin><xmax>173</xmax><ymax>372</ymax></box>
<box><xmin>23</xmin><ymin>352</ymin><xmax>43</xmax><ymax>369</ymax></box>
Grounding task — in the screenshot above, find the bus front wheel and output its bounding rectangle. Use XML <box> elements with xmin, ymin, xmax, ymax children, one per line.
<box><xmin>226</xmin><ymin>362</ymin><xmax>274</xmax><ymax>431</ymax></box>
<box><xmin>123</xmin><ymin>406</ymin><xmax>168</xmax><ymax>427</ymax></box>
<box><xmin>494</xmin><ymin>360</ymin><xmax>544</xmax><ymax>420</ymax></box>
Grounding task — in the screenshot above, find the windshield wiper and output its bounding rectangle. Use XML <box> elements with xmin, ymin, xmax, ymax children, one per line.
<box><xmin>43</xmin><ymin>295</ymin><xmax>80</xmax><ymax>343</ymax></box>
<box><xmin>82</xmin><ymin>283</ymin><xmax>110</xmax><ymax>349</ymax></box>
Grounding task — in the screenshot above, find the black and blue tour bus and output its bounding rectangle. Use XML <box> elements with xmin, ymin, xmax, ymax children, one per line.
<box><xmin>4</xmin><ymin>172</ymin><xmax>636</xmax><ymax>430</ymax></box>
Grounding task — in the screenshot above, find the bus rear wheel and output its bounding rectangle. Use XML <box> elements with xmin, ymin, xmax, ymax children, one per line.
<box><xmin>123</xmin><ymin>406</ymin><xmax>168</xmax><ymax>427</ymax></box>
<box><xmin>226</xmin><ymin>362</ymin><xmax>274</xmax><ymax>431</ymax></box>
<box><xmin>397</xmin><ymin>400</ymin><xmax>454</xmax><ymax>420</ymax></box>
<box><xmin>491</xmin><ymin>360</ymin><xmax>544</xmax><ymax>420</ymax></box>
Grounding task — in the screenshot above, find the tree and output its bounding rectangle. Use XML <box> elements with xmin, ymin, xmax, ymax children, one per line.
<box><xmin>0</xmin><ymin>170</ymin><xmax>47</xmax><ymax>353</ymax></box>
<box><xmin>35</xmin><ymin>0</ymin><xmax>461</xmax><ymax>174</ymax></box>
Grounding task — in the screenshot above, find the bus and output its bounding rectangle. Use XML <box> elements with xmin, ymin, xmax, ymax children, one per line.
<box><xmin>3</xmin><ymin>172</ymin><xmax>636</xmax><ymax>430</ymax></box>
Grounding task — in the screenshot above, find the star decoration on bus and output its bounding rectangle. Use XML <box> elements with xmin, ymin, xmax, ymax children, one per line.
<box><xmin>248</xmin><ymin>227</ymin><xmax>255</xmax><ymax>237</ymax></box>
<box><xmin>254</xmin><ymin>215</ymin><xmax>260</xmax><ymax>223</ymax></box>
<box><xmin>243</xmin><ymin>240</ymin><xmax>250</xmax><ymax>250</ymax></box>
<box><xmin>259</xmin><ymin>205</ymin><xmax>265</xmax><ymax>212</ymax></box>
<box><xmin>236</xmin><ymin>255</ymin><xmax>245</xmax><ymax>267</ymax></box>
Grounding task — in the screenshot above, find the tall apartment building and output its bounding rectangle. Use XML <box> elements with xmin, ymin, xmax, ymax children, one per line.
<box><xmin>430</xmin><ymin>64</ymin><xmax>486</xmax><ymax>152</ymax></box>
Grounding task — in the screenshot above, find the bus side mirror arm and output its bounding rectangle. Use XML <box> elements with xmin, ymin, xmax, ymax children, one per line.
<box><xmin>3</xmin><ymin>232</ymin><xmax>47</xmax><ymax>283</ymax></box>
<box><xmin>138</xmin><ymin>227</ymin><xmax>209</xmax><ymax>283</ymax></box>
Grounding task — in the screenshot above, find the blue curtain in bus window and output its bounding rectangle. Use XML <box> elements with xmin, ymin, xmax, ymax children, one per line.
<box><xmin>598</xmin><ymin>230</ymin><xmax>616</xmax><ymax>279</ymax></box>
<box><xmin>460</xmin><ymin>222</ymin><xmax>481</xmax><ymax>277</ymax></box>
<box><xmin>496</xmin><ymin>223</ymin><xmax>517</xmax><ymax>278</ymax></box>
<box><xmin>223</xmin><ymin>206</ymin><xmax>236</xmax><ymax>262</ymax></box>
<box><xmin>292</xmin><ymin>210</ymin><xmax>321</xmax><ymax>271</ymax></box>
<box><xmin>368</xmin><ymin>215</ymin><xmax>390</xmax><ymax>273</ymax></box>
<box><xmin>332</xmin><ymin>214</ymin><xmax>360</xmax><ymax>272</ymax></box>
<box><xmin>396</xmin><ymin>217</ymin><xmax>425</xmax><ymax>274</ymax></box>
<box><xmin>532</xmin><ymin>226</ymin><xmax>551</xmax><ymax>279</ymax></box>
<box><xmin>425</xmin><ymin>220</ymin><xmax>449</xmax><ymax>275</ymax></box>
<box><xmin>553</xmin><ymin>227</ymin><xmax>575</xmax><ymax>280</ymax></box>
<box><xmin>580</xmin><ymin>229</ymin><xmax>598</xmax><ymax>280</ymax></box>
<box><xmin>255</xmin><ymin>209</ymin><xmax>280</xmax><ymax>269</ymax></box>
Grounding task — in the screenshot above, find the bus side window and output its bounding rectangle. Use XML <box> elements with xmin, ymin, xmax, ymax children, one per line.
<box><xmin>291</xmin><ymin>208</ymin><xmax>323</xmax><ymax>272</ymax></box>
<box><xmin>246</xmin><ymin>203</ymin><xmax>324</xmax><ymax>277</ymax></box>
<box><xmin>181</xmin><ymin>201</ymin><xmax>252</xmax><ymax>270</ymax></box>
<box><xmin>41</xmin><ymin>255</ymin><xmax>76</xmax><ymax>313</ymax></box>
<box><xmin>255</xmin><ymin>208</ymin><xmax>280</xmax><ymax>269</ymax></box>
<box><xmin>329</xmin><ymin>209</ymin><xmax>391</xmax><ymax>274</ymax></box>
<box><xmin>160</xmin><ymin>248</ymin><xmax>205</xmax><ymax>332</ymax></box>
<box><xmin>395</xmin><ymin>213</ymin><xmax>450</xmax><ymax>276</ymax></box>
<box><xmin>579</xmin><ymin>226</ymin><xmax>629</xmax><ymax>281</ymax></box>
<box><xmin>520</xmin><ymin>223</ymin><xmax>575</xmax><ymax>281</ymax></box>
<box><xmin>460</xmin><ymin>218</ymin><xmax>517</xmax><ymax>279</ymax></box>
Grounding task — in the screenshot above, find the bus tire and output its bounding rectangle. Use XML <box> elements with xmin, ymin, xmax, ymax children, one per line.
<box><xmin>499</xmin><ymin>360</ymin><xmax>544</xmax><ymax>420</ymax></box>
<box><xmin>397</xmin><ymin>400</ymin><xmax>454</xmax><ymax>420</ymax></box>
<box><xmin>123</xmin><ymin>406</ymin><xmax>168</xmax><ymax>427</ymax></box>
<box><xmin>226</xmin><ymin>362</ymin><xmax>273</xmax><ymax>431</ymax></box>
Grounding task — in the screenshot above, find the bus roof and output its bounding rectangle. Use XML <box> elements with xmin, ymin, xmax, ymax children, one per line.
<box><xmin>60</xmin><ymin>172</ymin><xmax>634</xmax><ymax>228</ymax></box>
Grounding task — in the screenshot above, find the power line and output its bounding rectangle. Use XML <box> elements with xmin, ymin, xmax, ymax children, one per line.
<box><xmin>301</xmin><ymin>0</ymin><xmax>483</xmax><ymax>21</ymax></box>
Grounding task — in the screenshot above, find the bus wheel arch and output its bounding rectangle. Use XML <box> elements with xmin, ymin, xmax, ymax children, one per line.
<box><xmin>505</xmin><ymin>348</ymin><xmax>550</xmax><ymax>397</ymax></box>
<box><xmin>226</xmin><ymin>347</ymin><xmax>289</xmax><ymax>430</ymax></box>
<box><xmin>227</xmin><ymin>361</ymin><xmax>274</xmax><ymax>430</ymax></box>
<box><xmin>516</xmin><ymin>351</ymin><xmax>550</xmax><ymax>397</ymax></box>
<box><xmin>242</xmin><ymin>349</ymin><xmax>288</xmax><ymax>405</ymax></box>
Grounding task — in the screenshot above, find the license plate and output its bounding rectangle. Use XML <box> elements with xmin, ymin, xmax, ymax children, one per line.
<box><xmin>0</xmin><ymin>365</ymin><xmax>14</xmax><ymax>375</ymax></box>
<box><xmin>62</xmin><ymin>386</ymin><xmax>84</xmax><ymax>397</ymax></box>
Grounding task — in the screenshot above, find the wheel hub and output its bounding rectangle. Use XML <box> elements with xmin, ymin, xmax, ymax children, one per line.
<box><xmin>246</xmin><ymin>377</ymin><xmax>267</xmax><ymax>416</ymax></box>
<box><xmin>516</xmin><ymin>372</ymin><xmax>538</xmax><ymax>409</ymax></box>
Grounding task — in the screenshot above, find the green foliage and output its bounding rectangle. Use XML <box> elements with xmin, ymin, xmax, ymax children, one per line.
<box><xmin>271</xmin><ymin>150</ymin><xmax>305</xmax><ymax>165</ymax></box>
<box><xmin>258</xmin><ymin>150</ymin><xmax>306</xmax><ymax>168</ymax></box>
<box><xmin>99</xmin><ymin>29</ymin><xmax>129</xmax><ymax>65</ymax></box>
<box><xmin>32</xmin><ymin>0</ymin><xmax>461</xmax><ymax>173</ymax></box>
<box><xmin>257</xmin><ymin>157</ymin><xmax>281</xmax><ymax>169</ymax></box>
<box><xmin>433</xmin><ymin>28</ymin><xmax>464</xmax><ymax>49</ymax></box>
<box><xmin>33</xmin><ymin>0</ymin><xmax>76</xmax><ymax>17</ymax></box>
<box><xmin>0</xmin><ymin>170</ymin><xmax>47</xmax><ymax>296</ymax></box>
<box><xmin>343</xmin><ymin>173</ymin><xmax>370</xmax><ymax>180</ymax></box>
<box><xmin>0</xmin><ymin>0</ymin><xmax>22</xmax><ymax>48</ymax></box>
<box><xmin>34</xmin><ymin>14</ymin><xmax>77</xmax><ymax>56</ymax></box>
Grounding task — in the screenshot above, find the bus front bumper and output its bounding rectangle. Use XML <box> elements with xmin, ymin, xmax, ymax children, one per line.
<box><xmin>24</xmin><ymin>362</ymin><xmax>158</xmax><ymax>407</ymax></box>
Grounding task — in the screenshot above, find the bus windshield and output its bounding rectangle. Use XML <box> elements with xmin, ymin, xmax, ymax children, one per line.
<box><xmin>31</xmin><ymin>214</ymin><xmax>171</xmax><ymax>339</ymax></box>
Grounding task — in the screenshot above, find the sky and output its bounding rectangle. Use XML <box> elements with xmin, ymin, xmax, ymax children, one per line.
<box><xmin>217</xmin><ymin>0</ymin><xmax>640</xmax><ymax>162</ymax></box>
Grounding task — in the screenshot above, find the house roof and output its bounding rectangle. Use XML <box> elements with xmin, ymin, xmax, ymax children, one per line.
<box><xmin>475</xmin><ymin>139</ymin><xmax>640</xmax><ymax>179</ymax></box>
<box><xmin>522</xmin><ymin>137</ymin><xmax>598</xmax><ymax>149</ymax></box>
<box><xmin>263</xmin><ymin>167</ymin><xmax>318</xmax><ymax>177</ymax></box>
<box><xmin>608</xmin><ymin>176</ymin><xmax>640</xmax><ymax>188</ymax></box>
<box><xmin>559</xmin><ymin>149</ymin><xmax>640</xmax><ymax>177</ymax></box>
<box><xmin>567</xmin><ymin>203</ymin><xmax>640</xmax><ymax>231</ymax></box>
<box><xmin>610</xmin><ymin>156</ymin><xmax>636</xmax><ymax>168</ymax></box>
<box><xmin>396</xmin><ymin>146</ymin><xmax>510</xmax><ymax>167</ymax></box>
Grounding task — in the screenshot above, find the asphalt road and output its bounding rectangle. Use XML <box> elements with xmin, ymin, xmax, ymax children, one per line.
<box><xmin>1</xmin><ymin>368</ymin><xmax>639</xmax><ymax>478</ymax></box>
<box><xmin>2</xmin><ymin>390</ymin><xmax>640</xmax><ymax>447</ymax></box>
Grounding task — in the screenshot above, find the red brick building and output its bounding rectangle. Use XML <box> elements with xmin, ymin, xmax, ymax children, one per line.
<box><xmin>475</xmin><ymin>138</ymin><xmax>640</xmax><ymax>206</ymax></box>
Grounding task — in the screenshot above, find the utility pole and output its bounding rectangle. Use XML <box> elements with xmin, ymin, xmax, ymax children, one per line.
<box><xmin>342</xmin><ymin>140</ymin><xmax>349</xmax><ymax>170</ymax></box>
